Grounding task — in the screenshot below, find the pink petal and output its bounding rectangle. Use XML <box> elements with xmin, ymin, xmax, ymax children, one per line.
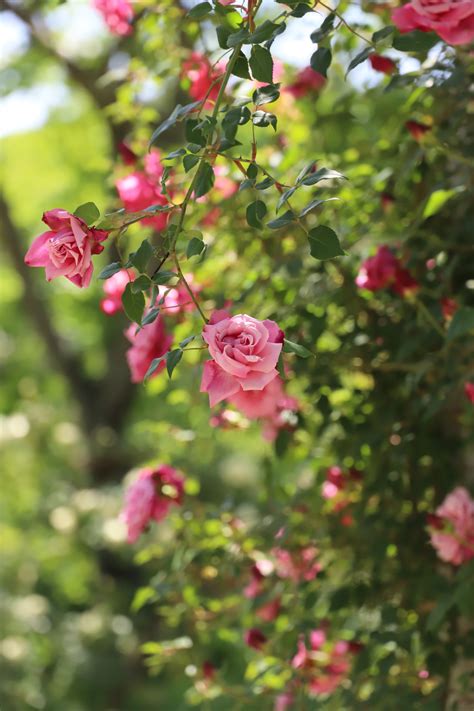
<box><xmin>200</xmin><ymin>360</ymin><xmax>240</xmax><ymax>406</ymax></box>
<box><xmin>237</xmin><ymin>369</ymin><xmax>278</xmax><ymax>391</ymax></box>
<box><xmin>24</xmin><ymin>231</ymin><xmax>52</xmax><ymax>267</ymax></box>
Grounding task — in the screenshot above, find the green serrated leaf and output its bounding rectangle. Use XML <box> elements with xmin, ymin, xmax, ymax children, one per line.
<box><xmin>249</xmin><ymin>45</ymin><xmax>273</xmax><ymax>84</ymax></box>
<box><xmin>347</xmin><ymin>47</ymin><xmax>372</xmax><ymax>75</ymax></box>
<box><xmin>130</xmin><ymin>239</ymin><xmax>154</xmax><ymax>273</ymax></box>
<box><xmin>310</xmin><ymin>13</ymin><xmax>335</xmax><ymax>42</ymax></box>
<box><xmin>151</xmin><ymin>270</ymin><xmax>177</xmax><ymax>285</ymax></box>
<box><xmin>308</xmin><ymin>225</ymin><xmax>345</xmax><ymax>260</ymax></box>
<box><xmin>252</xmin><ymin>110</ymin><xmax>277</xmax><ymax>130</ymax></box>
<box><xmin>194</xmin><ymin>161</ymin><xmax>215</xmax><ymax>198</ymax></box>
<box><xmin>233</xmin><ymin>52</ymin><xmax>251</xmax><ymax>79</ymax></box>
<box><xmin>276</xmin><ymin>187</ymin><xmax>296</xmax><ymax>212</ymax></box>
<box><xmin>300</xmin><ymin>167</ymin><xmax>345</xmax><ymax>186</ymax></box>
<box><xmin>310</xmin><ymin>47</ymin><xmax>332</xmax><ymax>77</ymax></box>
<box><xmin>186</xmin><ymin>237</ymin><xmax>205</xmax><ymax>258</ymax></box>
<box><xmin>299</xmin><ymin>197</ymin><xmax>338</xmax><ymax>217</ymax></box>
<box><xmin>252</xmin><ymin>83</ymin><xmax>280</xmax><ymax>106</ymax></box>
<box><xmin>248</xmin><ymin>20</ymin><xmax>279</xmax><ymax>44</ymax></box>
<box><xmin>166</xmin><ymin>349</ymin><xmax>183</xmax><ymax>378</ymax></box>
<box><xmin>246</xmin><ymin>200</ymin><xmax>267</xmax><ymax>228</ymax></box>
<box><xmin>372</xmin><ymin>25</ymin><xmax>395</xmax><ymax>43</ymax></box>
<box><xmin>267</xmin><ymin>210</ymin><xmax>295</xmax><ymax>229</ymax></box>
<box><xmin>141</xmin><ymin>308</ymin><xmax>161</xmax><ymax>326</ymax></box>
<box><xmin>98</xmin><ymin>262</ymin><xmax>122</xmax><ymax>280</ymax></box>
<box><xmin>283</xmin><ymin>338</ymin><xmax>313</xmax><ymax>358</ymax></box>
<box><xmin>131</xmin><ymin>274</ymin><xmax>152</xmax><ymax>293</ymax></box>
<box><xmin>74</xmin><ymin>202</ymin><xmax>100</xmax><ymax>225</ymax></box>
<box><xmin>144</xmin><ymin>355</ymin><xmax>166</xmax><ymax>381</ymax></box>
<box><xmin>187</xmin><ymin>1</ymin><xmax>212</xmax><ymax>19</ymax></box>
<box><xmin>122</xmin><ymin>282</ymin><xmax>145</xmax><ymax>324</ymax></box>
<box><xmin>183</xmin><ymin>154</ymin><xmax>200</xmax><ymax>173</ymax></box>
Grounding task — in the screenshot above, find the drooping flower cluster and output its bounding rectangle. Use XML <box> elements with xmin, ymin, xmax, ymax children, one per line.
<box><xmin>355</xmin><ymin>245</ymin><xmax>418</xmax><ymax>296</ymax></box>
<box><xmin>121</xmin><ymin>465</ymin><xmax>185</xmax><ymax>543</ymax></box>
<box><xmin>428</xmin><ymin>487</ymin><xmax>474</xmax><ymax>565</ymax></box>
<box><xmin>392</xmin><ymin>0</ymin><xmax>474</xmax><ymax>46</ymax></box>
<box><xmin>93</xmin><ymin>0</ymin><xmax>134</xmax><ymax>36</ymax></box>
<box><xmin>25</xmin><ymin>209</ymin><xmax>109</xmax><ymax>288</ymax></box>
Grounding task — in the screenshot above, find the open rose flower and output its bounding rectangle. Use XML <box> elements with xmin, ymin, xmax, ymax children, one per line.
<box><xmin>116</xmin><ymin>171</ymin><xmax>169</xmax><ymax>231</ymax></box>
<box><xmin>121</xmin><ymin>465</ymin><xmax>185</xmax><ymax>543</ymax></box>
<box><xmin>25</xmin><ymin>209</ymin><xmax>108</xmax><ymax>288</ymax></box>
<box><xmin>100</xmin><ymin>269</ymin><xmax>135</xmax><ymax>315</ymax></box>
<box><xmin>125</xmin><ymin>315</ymin><xmax>172</xmax><ymax>383</ymax></box>
<box><xmin>93</xmin><ymin>0</ymin><xmax>134</xmax><ymax>36</ymax></box>
<box><xmin>181</xmin><ymin>52</ymin><xmax>224</xmax><ymax>106</ymax></box>
<box><xmin>429</xmin><ymin>487</ymin><xmax>474</xmax><ymax>565</ymax></box>
<box><xmin>392</xmin><ymin>0</ymin><xmax>474</xmax><ymax>46</ymax></box>
<box><xmin>201</xmin><ymin>311</ymin><xmax>284</xmax><ymax>407</ymax></box>
<box><xmin>356</xmin><ymin>245</ymin><xmax>418</xmax><ymax>296</ymax></box>
<box><xmin>286</xmin><ymin>67</ymin><xmax>326</xmax><ymax>98</ymax></box>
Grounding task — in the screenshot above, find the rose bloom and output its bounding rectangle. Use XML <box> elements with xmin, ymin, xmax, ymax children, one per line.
<box><xmin>369</xmin><ymin>53</ymin><xmax>397</xmax><ymax>74</ymax></box>
<box><xmin>93</xmin><ymin>0</ymin><xmax>134</xmax><ymax>36</ymax></box>
<box><xmin>286</xmin><ymin>67</ymin><xmax>326</xmax><ymax>98</ymax></box>
<box><xmin>429</xmin><ymin>487</ymin><xmax>474</xmax><ymax>565</ymax></box>
<box><xmin>392</xmin><ymin>0</ymin><xmax>474</xmax><ymax>46</ymax></box>
<box><xmin>244</xmin><ymin>628</ymin><xmax>267</xmax><ymax>650</ymax></box>
<box><xmin>100</xmin><ymin>269</ymin><xmax>135</xmax><ymax>315</ymax></box>
<box><xmin>292</xmin><ymin>631</ymin><xmax>357</xmax><ymax>697</ymax></box>
<box><xmin>406</xmin><ymin>120</ymin><xmax>431</xmax><ymax>141</ymax></box>
<box><xmin>440</xmin><ymin>297</ymin><xmax>458</xmax><ymax>321</ymax></box>
<box><xmin>356</xmin><ymin>245</ymin><xmax>418</xmax><ymax>296</ymax></box>
<box><xmin>121</xmin><ymin>465</ymin><xmax>185</xmax><ymax>543</ymax></box>
<box><xmin>273</xmin><ymin>546</ymin><xmax>321</xmax><ymax>583</ymax></box>
<box><xmin>182</xmin><ymin>52</ymin><xmax>224</xmax><ymax>105</ymax></box>
<box><xmin>465</xmin><ymin>382</ymin><xmax>474</xmax><ymax>404</ymax></box>
<box><xmin>25</xmin><ymin>209</ymin><xmax>108</xmax><ymax>288</ymax></box>
<box><xmin>201</xmin><ymin>311</ymin><xmax>284</xmax><ymax>407</ymax></box>
<box><xmin>125</xmin><ymin>315</ymin><xmax>172</xmax><ymax>383</ymax></box>
<box><xmin>116</xmin><ymin>171</ymin><xmax>169</xmax><ymax>231</ymax></box>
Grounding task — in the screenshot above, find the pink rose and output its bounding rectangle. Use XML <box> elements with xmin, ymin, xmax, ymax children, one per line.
<box><xmin>273</xmin><ymin>546</ymin><xmax>321</xmax><ymax>583</ymax></box>
<box><xmin>429</xmin><ymin>487</ymin><xmax>474</xmax><ymax>565</ymax></box>
<box><xmin>464</xmin><ymin>382</ymin><xmax>474</xmax><ymax>404</ymax></box>
<box><xmin>100</xmin><ymin>268</ymin><xmax>135</xmax><ymax>315</ymax></box>
<box><xmin>93</xmin><ymin>0</ymin><xmax>134</xmax><ymax>36</ymax></box>
<box><xmin>256</xmin><ymin>597</ymin><xmax>281</xmax><ymax>622</ymax></box>
<box><xmin>25</xmin><ymin>209</ymin><xmax>108</xmax><ymax>288</ymax></box>
<box><xmin>121</xmin><ymin>465</ymin><xmax>185</xmax><ymax>543</ymax></box>
<box><xmin>125</xmin><ymin>315</ymin><xmax>172</xmax><ymax>383</ymax></box>
<box><xmin>181</xmin><ymin>52</ymin><xmax>224</xmax><ymax>106</ymax></box>
<box><xmin>116</xmin><ymin>170</ymin><xmax>169</xmax><ymax>231</ymax></box>
<box><xmin>356</xmin><ymin>245</ymin><xmax>418</xmax><ymax>296</ymax></box>
<box><xmin>200</xmin><ymin>311</ymin><xmax>284</xmax><ymax>407</ymax></box>
<box><xmin>286</xmin><ymin>67</ymin><xmax>326</xmax><ymax>98</ymax></box>
<box><xmin>392</xmin><ymin>0</ymin><xmax>474</xmax><ymax>45</ymax></box>
<box><xmin>369</xmin><ymin>54</ymin><xmax>397</xmax><ymax>74</ymax></box>
<box><xmin>292</xmin><ymin>630</ymin><xmax>357</xmax><ymax>697</ymax></box>
<box><xmin>274</xmin><ymin>692</ymin><xmax>294</xmax><ymax>711</ymax></box>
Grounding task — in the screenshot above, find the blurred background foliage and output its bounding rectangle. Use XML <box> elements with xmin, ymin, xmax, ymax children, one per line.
<box><xmin>1</xmin><ymin>0</ymin><xmax>473</xmax><ymax>709</ymax></box>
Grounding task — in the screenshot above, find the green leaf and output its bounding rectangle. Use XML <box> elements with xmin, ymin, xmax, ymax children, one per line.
<box><xmin>308</xmin><ymin>225</ymin><xmax>345</xmax><ymax>260</ymax></box>
<box><xmin>267</xmin><ymin>210</ymin><xmax>295</xmax><ymax>229</ymax></box>
<box><xmin>310</xmin><ymin>47</ymin><xmax>332</xmax><ymax>78</ymax></box>
<box><xmin>393</xmin><ymin>30</ymin><xmax>438</xmax><ymax>52</ymax></box>
<box><xmin>246</xmin><ymin>200</ymin><xmax>267</xmax><ymax>228</ymax></box>
<box><xmin>97</xmin><ymin>262</ymin><xmax>122</xmax><ymax>280</ymax></box>
<box><xmin>129</xmin><ymin>239</ymin><xmax>154</xmax><ymax>273</ymax></box>
<box><xmin>249</xmin><ymin>46</ymin><xmax>273</xmax><ymax>84</ymax></box>
<box><xmin>216</xmin><ymin>25</ymin><xmax>232</xmax><ymax>49</ymax></box>
<box><xmin>283</xmin><ymin>338</ymin><xmax>313</xmax><ymax>358</ymax></box>
<box><xmin>74</xmin><ymin>202</ymin><xmax>100</xmax><ymax>225</ymax></box>
<box><xmin>149</xmin><ymin>102</ymin><xmax>201</xmax><ymax>147</ymax></box>
<box><xmin>179</xmin><ymin>335</ymin><xmax>196</xmax><ymax>349</ymax></box>
<box><xmin>122</xmin><ymin>282</ymin><xmax>145</xmax><ymax>324</ymax></box>
<box><xmin>131</xmin><ymin>586</ymin><xmax>157</xmax><ymax>613</ymax></box>
<box><xmin>144</xmin><ymin>355</ymin><xmax>166</xmax><ymax>381</ymax></box>
<box><xmin>276</xmin><ymin>187</ymin><xmax>296</xmax><ymax>212</ymax></box>
<box><xmin>447</xmin><ymin>307</ymin><xmax>474</xmax><ymax>341</ymax></box>
<box><xmin>248</xmin><ymin>20</ymin><xmax>280</xmax><ymax>44</ymax></box>
<box><xmin>187</xmin><ymin>1</ymin><xmax>212</xmax><ymax>19</ymax></box>
<box><xmin>233</xmin><ymin>52</ymin><xmax>251</xmax><ymax>79</ymax></box>
<box><xmin>300</xmin><ymin>167</ymin><xmax>345</xmax><ymax>186</ymax></box>
<box><xmin>252</xmin><ymin>111</ymin><xmax>277</xmax><ymax>131</ymax></box>
<box><xmin>183</xmin><ymin>154</ymin><xmax>200</xmax><ymax>173</ymax></box>
<box><xmin>166</xmin><ymin>349</ymin><xmax>183</xmax><ymax>378</ymax></box>
<box><xmin>151</xmin><ymin>270</ymin><xmax>177</xmax><ymax>285</ymax></box>
<box><xmin>252</xmin><ymin>83</ymin><xmax>280</xmax><ymax>106</ymax></box>
<box><xmin>222</xmin><ymin>106</ymin><xmax>251</xmax><ymax>139</ymax></box>
<box><xmin>291</xmin><ymin>3</ymin><xmax>313</xmax><ymax>17</ymax></box>
<box><xmin>299</xmin><ymin>197</ymin><xmax>338</xmax><ymax>217</ymax></box>
<box><xmin>131</xmin><ymin>274</ymin><xmax>152</xmax><ymax>293</ymax></box>
<box><xmin>186</xmin><ymin>237</ymin><xmax>205</xmax><ymax>258</ymax></box>
<box><xmin>310</xmin><ymin>13</ymin><xmax>335</xmax><ymax>42</ymax></box>
<box><xmin>247</xmin><ymin>163</ymin><xmax>258</xmax><ymax>179</ymax></box>
<box><xmin>427</xmin><ymin>593</ymin><xmax>455</xmax><ymax>631</ymax></box>
<box><xmin>194</xmin><ymin>161</ymin><xmax>215</xmax><ymax>198</ymax></box>
<box><xmin>141</xmin><ymin>308</ymin><xmax>161</xmax><ymax>326</ymax></box>
<box><xmin>226</xmin><ymin>27</ymin><xmax>250</xmax><ymax>47</ymax></box>
<box><xmin>372</xmin><ymin>25</ymin><xmax>394</xmax><ymax>44</ymax></box>
<box><xmin>255</xmin><ymin>176</ymin><xmax>275</xmax><ymax>190</ymax></box>
<box><xmin>347</xmin><ymin>47</ymin><xmax>372</xmax><ymax>74</ymax></box>
<box><xmin>423</xmin><ymin>188</ymin><xmax>463</xmax><ymax>219</ymax></box>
